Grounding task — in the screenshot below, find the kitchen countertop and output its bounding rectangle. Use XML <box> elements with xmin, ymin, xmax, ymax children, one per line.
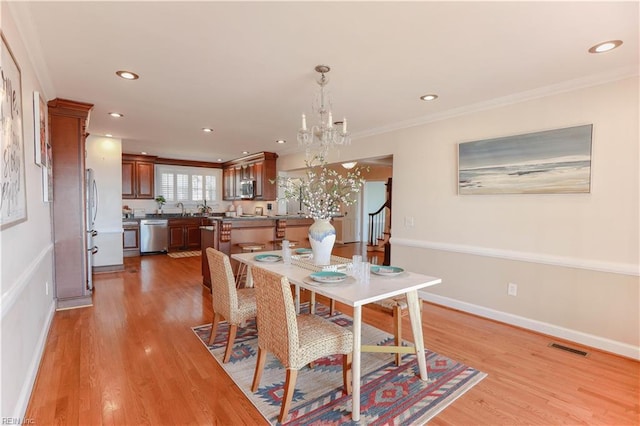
<box><xmin>122</xmin><ymin>214</ymin><xmax>311</xmax><ymax>223</ymax></box>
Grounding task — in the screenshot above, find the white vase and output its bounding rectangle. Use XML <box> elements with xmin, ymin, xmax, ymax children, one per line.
<box><xmin>308</xmin><ymin>218</ymin><xmax>336</xmax><ymax>265</ymax></box>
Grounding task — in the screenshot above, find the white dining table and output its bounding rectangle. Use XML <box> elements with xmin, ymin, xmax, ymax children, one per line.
<box><xmin>232</xmin><ymin>250</ymin><xmax>442</xmax><ymax>421</ymax></box>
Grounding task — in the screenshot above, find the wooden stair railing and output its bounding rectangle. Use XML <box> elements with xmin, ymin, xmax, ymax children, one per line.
<box><xmin>368</xmin><ymin>201</ymin><xmax>389</xmax><ymax>247</ymax></box>
<box><xmin>367</xmin><ymin>177</ymin><xmax>392</xmax><ymax>266</ymax></box>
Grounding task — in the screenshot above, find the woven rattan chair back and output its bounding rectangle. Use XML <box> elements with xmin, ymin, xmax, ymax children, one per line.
<box><xmin>251</xmin><ymin>265</ymin><xmax>299</xmax><ymax>366</ymax></box>
<box><xmin>250</xmin><ymin>265</ymin><xmax>353</xmax><ymax>423</ymax></box>
<box><xmin>206</xmin><ymin>247</ymin><xmax>240</xmax><ymax>322</ymax></box>
<box><xmin>205</xmin><ymin>248</ymin><xmax>257</xmax><ymax>363</ymax></box>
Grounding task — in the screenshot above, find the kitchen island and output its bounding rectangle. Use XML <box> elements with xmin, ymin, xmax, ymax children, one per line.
<box><xmin>200</xmin><ymin>215</ymin><xmax>314</xmax><ymax>290</ymax></box>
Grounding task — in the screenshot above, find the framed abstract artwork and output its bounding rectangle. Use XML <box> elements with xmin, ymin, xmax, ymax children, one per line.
<box><xmin>1</xmin><ymin>33</ymin><xmax>28</xmax><ymax>229</ymax></box>
<box><xmin>34</xmin><ymin>91</ymin><xmax>47</xmax><ymax>166</ymax></box>
<box><xmin>458</xmin><ymin>124</ymin><xmax>593</xmax><ymax>195</ymax></box>
<box><xmin>43</xmin><ymin>143</ymin><xmax>53</xmax><ymax>202</ymax></box>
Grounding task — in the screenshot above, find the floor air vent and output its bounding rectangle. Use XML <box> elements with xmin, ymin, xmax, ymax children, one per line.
<box><xmin>549</xmin><ymin>343</ymin><xmax>588</xmax><ymax>357</ymax></box>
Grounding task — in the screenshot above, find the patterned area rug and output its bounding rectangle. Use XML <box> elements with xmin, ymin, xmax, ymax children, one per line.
<box><xmin>192</xmin><ymin>304</ymin><xmax>486</xmax><ymax>425</ymax></box>
<box><xmin>167</xmin><ymin>250</ymin><xmax>201</xmax><ymax>258</ymax></box>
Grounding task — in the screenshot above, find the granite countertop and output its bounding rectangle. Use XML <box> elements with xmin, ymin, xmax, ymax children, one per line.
<box><xmin>123</xmin><ymin>213</ymin><xmax>311</xmax><ymax>223</ymax></box>
<box><xmin>209</xmin><ymin>214</ymin><xmax>311</xmax><ymax>221</ymax></box>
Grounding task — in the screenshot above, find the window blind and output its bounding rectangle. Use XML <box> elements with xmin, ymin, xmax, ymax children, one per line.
<box><xmin>155</xmin><ymin>165</ymin><xmax>219</xmax><ymax>204</ymax></box>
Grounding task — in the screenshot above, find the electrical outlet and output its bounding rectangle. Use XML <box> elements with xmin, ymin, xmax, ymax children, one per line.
<box><xmin>404</xmin><ymin>216</ymin><xmax>414</xmax><ymax>228</ymax></box>
<box><xmin>508</xmin><ymin>282</ymin><xmax>518</xmax><ymax>296</ymax></box>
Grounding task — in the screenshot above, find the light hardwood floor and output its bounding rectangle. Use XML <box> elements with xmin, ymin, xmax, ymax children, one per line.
<box><xmin>26</xmin><ymin>247</ymin><xmax>639</xmax><ymax>425</ymax></box>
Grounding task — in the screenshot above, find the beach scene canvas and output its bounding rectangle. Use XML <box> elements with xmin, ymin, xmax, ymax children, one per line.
<box><xmin>458</xmin><ymin>124</ymin><xmax>592</xmax><ymax>195</ymax></box>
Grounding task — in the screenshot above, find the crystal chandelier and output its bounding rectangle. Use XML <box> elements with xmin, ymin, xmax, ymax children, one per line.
<box><xmin>297</xmin><ymin>65</ymin><xmax>350</xmax><ymax>158</ymax></box>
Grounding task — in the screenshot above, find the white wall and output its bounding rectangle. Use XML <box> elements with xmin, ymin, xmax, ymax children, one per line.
<box><xmin>389</xmin><ymin>77</ymin><xmax>639</xmax><ymax>358</ymax></box>
<box><xmin>86</xmin><ymin>136</ymin><xmax>123</xmax><ymax>267</ymax></box>
<box><xmin>0</xmin><ymin>4</ymin><xmax>57</xmax><ymax>418</ymax></box>
<box><xmin>279</xmin><ymin>76</ymin><xmax>640</xmax><ymax>359</ymax></box>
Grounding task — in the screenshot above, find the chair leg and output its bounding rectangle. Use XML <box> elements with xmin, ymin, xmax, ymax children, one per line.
<box><xmin>330</xmin><ymin>299</ymin><xmax>336</xmax><ymax>316</ymax></box>
<box><xmin>208</xmin><ymin>312</ymin><xmax>221</xmax><ymax>345</ymax></box>
<box><xmin>251</xmin><ymin>347</ymin><xmax>267</xmax><ymax>392</ymax></box>
<box><xmin>343</xmin><ymin>353</ymin><xmax>352</xmax><ymax>395</ymax></box>
<box><xmin>393</xmin><ymin>305</ymin><xmax>402</xmax><ymax>365</ymax></box>
<box><xmin>235</xmin><ymin>263</ymin><xmax>246</xmax><ymax>288</ymax></box>
<box><xmin>279</xmin><ymin>369</ymin><xmax>298</xmax><ymax>424</ymax></box>
<box><xmin>223</xmin><ymin>324</ymin><xmax>238</xmax><ymax>363</ymax></box>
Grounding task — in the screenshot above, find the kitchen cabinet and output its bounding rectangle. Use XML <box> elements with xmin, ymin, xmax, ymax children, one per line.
<box><xmin>200</xmin><ymin>224</ymin><xmax>217</xmax><ymax>291</ymax></box>
<box><xmin>168</xmin><ymin>218</ymin><xmax>202</xmax><ymax>251</ymax></box>
<box><xmin>48</xmin><ymin>98</ymin><xmax>94</xmax><ymax>310</ymax></box>
<box><xmin>123</xmin><ymin>221</ymin><xmax>140</xmax><ymax>257</ymax></box>
<box><xmin>223</xmin><ymin>166</ymin><xmax>236</xmax><ymax>200</ymax></box>
<box><xmin>239</xmin><ymin>163</ymin><xmax>255</xmax><ymax>180</ymax></box>
<box><xmin>222</xmin><ymin>152</ymin><xmax>278</xmax><ymax>201</ymax></box>
<box><xmin>122</xmin><ymin>154</ymin><xmax>156</xmax><ymax>199</ymax></box>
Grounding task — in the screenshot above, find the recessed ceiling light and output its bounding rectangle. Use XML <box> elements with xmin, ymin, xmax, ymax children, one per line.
<box><xmin>588</xmin><ymin>40</ymin><xmax>623</xmax><ymax>54</ymax></box>
<box><xmin>141</xmin><ymin>151</ymin><xmax>147</xmax><ymax>155</ymax></box>
<box><xmin>202</xmin><ymin>127</ymin><xmax>214</xmax><ymax>133</ymax></box>
<box><xmin>217</xmin><ymin>158</ymin><xmax>223</xmax><ymax>162</ymax></box>
<box><xmin>109</xmin><ymin>112</ymin><xmax>124</xmax><ymax>118</ymax></box>
<box><xmin>420</xmin><ymin>94</ymin><xmax>438</xmax><ymax>101</ymax></box>
<box><xmin>276</xmin><ymin>139</ymin><xmax>286</xmax><ymax>144</ymax></box>
<box><xmin>105</xmin><ymin>134</ymin><xmax>113</xmax><ymax>138</ymax></box>
<box><xmin>242</xmin><ymin>151</ymin><xmax>249</xmax><ymax>155</ymax></box>
<box><xmin>116</xmin><ymin>70</ymin><xmax>139</xmax><ymax>80</ymax></box>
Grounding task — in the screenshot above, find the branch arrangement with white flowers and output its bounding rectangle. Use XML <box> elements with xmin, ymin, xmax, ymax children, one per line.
<box><xmin>279</xmin><ymin>155</ymin><xmax>366</xmax><ymax>220</ymax></box>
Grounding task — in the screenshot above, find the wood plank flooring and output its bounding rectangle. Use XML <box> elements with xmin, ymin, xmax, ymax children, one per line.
<box><xmin>26</xmin><ymin>246</ymin><xmax>639</xmax><ymax>425</ymax></box>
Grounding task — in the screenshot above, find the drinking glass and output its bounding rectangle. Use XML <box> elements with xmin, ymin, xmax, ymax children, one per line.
<box><xmin>361</xmin><ymin>262</ymin><xmax>371</xmax><ymax>283</ymax></box>
<box><xmin>282</xmin><ymin>240</ymin><xmax>291</xmax><ymax>265</ymax></box>
<box><xmin>352</xmin><ymin>255</ymin><xmax>362</xmax><ymax>278</ymax></box>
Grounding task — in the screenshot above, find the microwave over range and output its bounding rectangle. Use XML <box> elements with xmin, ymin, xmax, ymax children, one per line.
<box><xmin>240</xmin><ymin>179</ymin><xmax>255</xmax><ymax>199</ymax></box>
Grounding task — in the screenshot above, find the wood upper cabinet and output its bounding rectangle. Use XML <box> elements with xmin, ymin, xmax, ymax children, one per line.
<box><xmin>122</xmin><ymin>154</ymin><xmax>156</xmax><ymax>199</ymax></box>
<box><xmin>223</xmin><ymin>166</ymin><xmax>236</xmax><ymax>200</ymax></box>
<box><xmin>239</xmin><ymin>163</ymin><xmax>255</xmax><ymax>180</ymax></box>
<box><xmin>222</xmin><ymin>152</ymin><xmax>278</xmax><ymax>201</ymax></box>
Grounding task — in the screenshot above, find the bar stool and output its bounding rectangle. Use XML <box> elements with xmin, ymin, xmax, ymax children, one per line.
<box><xmin>271</xmin><ymin>240</ymin><xmax>299</xmax><ymax>250</ymax></box>
<box><xmin>235</xmin><ymin>242</ymin><xmax>266</xmax><ymax>287</ymax></box>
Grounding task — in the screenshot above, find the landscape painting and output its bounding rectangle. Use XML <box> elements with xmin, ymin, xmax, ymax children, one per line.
<box><xmin>458</xmin><ymin>124</ymin><xmax>593</xmax><ymax>195</ymax></box>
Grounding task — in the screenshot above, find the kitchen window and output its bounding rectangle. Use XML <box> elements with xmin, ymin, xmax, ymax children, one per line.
<box><xmin>156</xmin><ymin>165</ymin><xmax>219</xmax><ymax>203</ymax></box>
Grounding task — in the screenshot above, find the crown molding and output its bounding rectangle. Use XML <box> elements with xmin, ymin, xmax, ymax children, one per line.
<box><xmin>353</xmin><ymin>66</ymin><xmax>639</xmax><ymax>141</ymax></box>
<box><xmin>7</xmin><ymin>2</ymin><xmax>56</xmax><ymax>100</ymax></box>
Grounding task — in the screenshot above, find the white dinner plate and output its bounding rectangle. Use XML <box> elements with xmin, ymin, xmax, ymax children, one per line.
<box><xmin>371</xmin><ymin>265</ymin><xmax>404</xmax><ymax>276</ymax></box>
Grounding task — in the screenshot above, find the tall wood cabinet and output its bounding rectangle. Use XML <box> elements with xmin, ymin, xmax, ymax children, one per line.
<box><xmin>48</xmin><ymin>98</ymin><xmax>94</xmax><ymax>310</ymax></box>
<box><xmin>122</xmin><ymin>154</ymin><xmax>156</xmax><ymax>199</ymax></box>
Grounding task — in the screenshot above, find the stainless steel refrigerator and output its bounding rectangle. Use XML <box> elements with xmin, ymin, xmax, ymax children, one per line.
<box><xmin>86</xmin><ymin>168</ymin><xmax>99</xmax><ymax>291</ymax></box>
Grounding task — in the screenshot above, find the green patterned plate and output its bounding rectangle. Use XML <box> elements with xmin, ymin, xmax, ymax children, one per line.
<box><xmin>254</xmin><ymin>254</ymin><xmax>282</xmax><ymax>263</ymax></box>
<box><xmin>309</xmin><ymin>271</ymin><xmax>348</xmax><ymax>283</ymax></box>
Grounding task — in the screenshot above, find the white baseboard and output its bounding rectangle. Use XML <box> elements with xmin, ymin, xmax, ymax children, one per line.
<box><xmin>419</xmin><ymin>291</ymin><xmax>640</xmax><ymax>361</ymax></box>
<box><xmin>13</xmin><ymin>299</ymin><xmax>56</xmax><ymax>420</ymax></box>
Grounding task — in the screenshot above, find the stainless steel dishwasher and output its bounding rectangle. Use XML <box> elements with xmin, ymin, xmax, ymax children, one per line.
<box><xmin>140</xmin><ymin>219</ymin><xmax>168</xmax><ymax>254</ymax></box>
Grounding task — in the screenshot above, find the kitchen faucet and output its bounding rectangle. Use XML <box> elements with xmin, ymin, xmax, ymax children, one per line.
<box><xmin>176</xmin><ymin>202</ymin><xmax>185</xmax><ymax>216</ymax></box>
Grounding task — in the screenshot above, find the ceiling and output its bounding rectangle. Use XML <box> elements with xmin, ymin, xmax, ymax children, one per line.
<box><xmin>11</xmin><ymin>1</ymin><xmax>638</xmax><ymax>164</ymax></box>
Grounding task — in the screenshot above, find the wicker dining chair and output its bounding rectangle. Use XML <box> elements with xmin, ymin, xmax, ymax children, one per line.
<box><xmin>250</xmin><ymin>266</ymin><xmax>353</xmax><ymax>424</ymax></box>
<box><xmin>206</xmin><ymin>247</ymin><xmax>257</xmax><ymax>363</ymax></box>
